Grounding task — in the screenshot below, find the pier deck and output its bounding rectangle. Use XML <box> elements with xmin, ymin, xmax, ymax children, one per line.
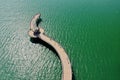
<box><xmin>28</xmin><ymin>14</ymin><xmax>72</xmax><ymax>80</ymax></box>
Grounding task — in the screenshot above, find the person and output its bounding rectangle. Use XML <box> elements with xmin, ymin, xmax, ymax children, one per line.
<box><xmin>34</xmin><ymin>29</ymin><xmax>40</xmax><ymax>37</ymax></box>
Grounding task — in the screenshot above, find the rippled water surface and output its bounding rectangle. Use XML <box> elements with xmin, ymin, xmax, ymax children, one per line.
<box><xmin>0</xmin><ymin>0</ymin><xmax>120</xmax><ymax>80</ymax></box>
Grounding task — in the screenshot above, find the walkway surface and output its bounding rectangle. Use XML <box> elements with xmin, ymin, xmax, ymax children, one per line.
<box><xmin>28</xmin><ymin>14</ymin><xmax>72</xmax><ymax>80</ymax></box>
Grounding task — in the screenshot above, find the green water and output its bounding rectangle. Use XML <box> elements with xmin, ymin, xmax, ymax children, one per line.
<box><xmin>0</xmin><ymin>0</ymin><xmax>120</xmax><ymax>80</ymax></box>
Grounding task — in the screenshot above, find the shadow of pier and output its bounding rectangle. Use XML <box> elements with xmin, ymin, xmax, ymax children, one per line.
<box><xmin>30</xmin><ymin>38</ymin><xmax>59</xmax><ymax>59</ymax></box>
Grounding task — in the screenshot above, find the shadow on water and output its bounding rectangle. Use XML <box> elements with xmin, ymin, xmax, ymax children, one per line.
<box><xmin>36</xmin><ymin>18</ymin><xmax>42</xmax><ymax>26</ymax></box>
<box><xmin>30</xmin><ymin>38</ymin><xmax>76</xmax><ymax>80</ymax></box>
<box><xmin>30</xmin><ymin>38</ymin><xmax>59</xmax><ymax>59</ymax></box>
<box><xmin>72</xmin><ymin>67</ymin><xmax>76</xmax><ymax>80</ymax></box>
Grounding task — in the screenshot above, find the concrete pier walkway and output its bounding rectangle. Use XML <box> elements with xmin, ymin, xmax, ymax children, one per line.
<box><xmin>28</xmin><ymin>14</ymin><xmax>72</xmax><ymax>80</ymax></box>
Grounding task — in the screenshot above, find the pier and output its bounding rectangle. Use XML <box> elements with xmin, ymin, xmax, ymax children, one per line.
<box><xmin>28</xmin><ymin>14</ymin><xmax>72</xmax><ymax>80</ymax></box>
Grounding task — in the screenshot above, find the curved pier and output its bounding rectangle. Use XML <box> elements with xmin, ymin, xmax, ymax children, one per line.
<box><xmin>28</xmin><ymin>14</ymin><xmax>72</xmax><ymax>80</ymax></box>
